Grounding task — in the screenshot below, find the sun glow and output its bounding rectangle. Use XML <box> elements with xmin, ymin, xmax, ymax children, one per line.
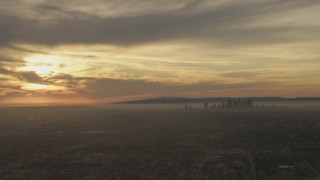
<box><xmin>23</xmin><ymin>83</ymin><xmax>49</xmax><ymax>90</ymax></box>
<box><xmin>26</xmin><ymin>55</ymin><xmax>59</xmax><ymax>64</ymax></box>
<box><xmin>22</xmin><ymin>65</ymin><xmax>55</xmax><ymax>75</ymax></box>
<box><xmin>21</xmin><ymin>55</ymin><xmax>61</xmax><ymax>76</ymax></box>
<box><xmin>25</xmin><ymin>83</ymin><xmax>49</xmax><ymax>90</ymax></box>
<box><xmin>22</xmin><ymin>83</ymin><xmax>66</xmax><ymax>91</ymax></box>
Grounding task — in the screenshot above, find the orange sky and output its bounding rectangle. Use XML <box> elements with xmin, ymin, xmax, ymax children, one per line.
<box><xmin>1</xmin><ymin>0</ymin><xmax>320</xmax><ymax>105</ymax></box>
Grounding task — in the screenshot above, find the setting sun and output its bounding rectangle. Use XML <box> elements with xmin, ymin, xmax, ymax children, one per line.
<box><xmin>20</xmin><ymin>55</ymin><xmax>60</xmax><ymax>76</ymax></box>
<box><xmin>21</xmin><ymin>65</ymin><xmax>55</xmax><ymax>76</ymax></box>
<box><xmin>22</xmin><ymin>83</ymin><xmax>49</xmax><ymax>90</ymax></box>
<box><xmin>22</xmin><ymin>83</ymin><xmax>65</xmax><ymax>91</ymax></box>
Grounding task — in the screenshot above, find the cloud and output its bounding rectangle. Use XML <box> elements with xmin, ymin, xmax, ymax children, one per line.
<box><xmin>219</xmin><ymin>71</ymin><xmax>265</xmax><ymax>78</ymax></box>
<box><xmin>2</xmin><ymin>70</ymin><xmax>319</xmax><ymax>101</ymax></box>
<box><xmin>83</xmin><ymin>77</ymin><xmax>275</xmax><ymax>98</ymax></box>
<box><xmin>0</xmin><ymin>0</ymin><xmax>319</xmax><ymax>47</ymax></box>
<box><xmin>0</xmin><ymin>80</ymin><xmax>26</xmax><ymax>98</ymax></box>
<box><xmin>43</xmin><ymin>73</ymin><xmax>274</xmax><ymax>98</ymax></box>
<box><xmin>0</xmin><ymin>67</ymin><xmax>44</xmax><ymax>83</ymax></box>
<box><xmin>17</xmin><ymin>71</ymin><xmax>44</xmax><ymax>83</ymax></box>
<box><xmin>0</xmin><ymin>55</ymin><xmax>24</xmax><ymax>68</ymax></box>
<box><xmin>0</xmin><ymin>67</ymin><xmax>12</xmax><ymax>74</ymax></box>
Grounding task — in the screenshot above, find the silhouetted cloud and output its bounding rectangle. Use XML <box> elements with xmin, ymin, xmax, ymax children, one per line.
<box><xmin>17</xmin><ymin>71</ymin><xmax>44</xmax><ymax>83</ymax></box>
<box><xmin>0</xmin><ymin>67</ymin><xmax>44</xmax><ymax>83</ymax></box>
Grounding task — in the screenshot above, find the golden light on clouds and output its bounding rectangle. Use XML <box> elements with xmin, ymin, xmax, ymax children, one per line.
<box><xmin>19</xmin><ymin>55</ymin><xmax>60</xmax><ymax>76</ymax></box>
<box><xmin>1</xmin><ymin>0</ymin><xmax>320</xmax><ymax>105</ymax></box>
<box><xmin>23</xmin><ymin>83</ymin><xmax>49</xmax><ymax>90</ymax></box>
<box><xmin>21</xmin><ymin>65</ymin><xmax>54</xmax><ymax>76</ymax></box>
<box><xmin>22</xmin><ymin>83</ymin><xmax>66</xmax><ymax>91</ymax></box>
<box><xmin>25</xmin><ymin>55</ymin><xmax>59</xmax><ymax>64</ymax></box>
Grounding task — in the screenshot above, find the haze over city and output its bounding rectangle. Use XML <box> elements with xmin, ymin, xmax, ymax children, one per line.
<box><xmin>2</xmin><ymin>1</ymin><xmax>320</xmax><ymax>179</ymax></box>
<box><xmin>1</xmin><ymin>0</ymin><xmax>320</xmax><ymax>105</ymax></box>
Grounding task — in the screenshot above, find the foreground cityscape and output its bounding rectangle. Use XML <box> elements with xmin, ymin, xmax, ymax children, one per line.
<box><xmin>0</xmin><ymin>104</ymin><xmax>320</xmax><ymax>179</ymax></box>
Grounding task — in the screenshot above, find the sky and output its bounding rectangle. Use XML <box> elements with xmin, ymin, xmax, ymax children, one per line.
<box><xmin>1</xmin><ymin>0</ymin><xmax>320</xmax><ymax>105</ymax></box>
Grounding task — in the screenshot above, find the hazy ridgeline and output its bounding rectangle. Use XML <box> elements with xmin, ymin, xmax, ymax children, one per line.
<box><xmin>0</xmin><ymin>104</ymin><xmax>320</xmax><ymax>179</ymax></box>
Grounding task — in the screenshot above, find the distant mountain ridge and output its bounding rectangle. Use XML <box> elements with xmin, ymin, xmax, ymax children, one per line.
<box><xmin>113</xmin><ymin>97</ymin><xmax>320</xmax><ymax>104</ymax></box>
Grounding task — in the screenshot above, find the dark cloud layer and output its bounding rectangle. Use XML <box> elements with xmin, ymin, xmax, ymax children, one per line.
<box><xmin>0</xmin><ymin>0</ymin><xmax>319</xmax><ymax>47</ymax></box>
